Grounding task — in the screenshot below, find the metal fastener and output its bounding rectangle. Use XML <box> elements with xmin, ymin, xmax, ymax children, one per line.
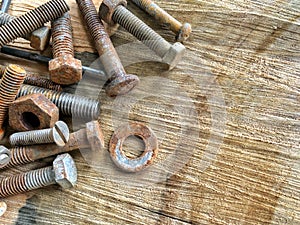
<box><xmin>99</xmin><ymin>0</ymin><xmax>186</xmax><ymax>70</ymax></box>
<box><xmin>49</xmin><ymin>13</ymin><xmax>82</xmax><ymax>85</ymax></box>
<box><xmin>0</xmin><ymin>153</ymin><xmax>77</xmax><ymax>198</ymax></box>
<box><xmin>0</xmin><ymin>0</ymin><xmax>11</xmax><ymax>13</ymax></box>
<box><xmin>18</xmin><ymin>84</ymin><xmax>100</xmax><ymax>119</ymax></box>
<box><xmin>0</xmin><ymin>0</ymin><xmax>69</xmax><ymax>48</ymax></box>
<box><xmin>10</xmin><ymin>121</ymin><xmax>70</xmax><ymax>147</ymax></box>
<box><xmin>0</xmin><ymin>64</ymin><xmax>26</xmax><ymax>140</ymax></box>
<box><xmin>131</xmin><ymin>0</ymin><xmax>192</xmax><ymax>42</ymax></box>
<box><xmin>4</xmin><ymin>121</ymin><xmax>104</xmax><ymax>168</ymax></box>
<box><xmin>0</xmin><ymin>201</ymin><xmax>7</xmax><ymax>217</ymax></box>
<box><xmin>76</xmin><ymin>0</ymin><xmax>139</xmax><ymax>97</ymax></box>
<box><xmin>0</xmin><ymin>146</ymin><xmax>11</xmax><ymax>169</ymax></box>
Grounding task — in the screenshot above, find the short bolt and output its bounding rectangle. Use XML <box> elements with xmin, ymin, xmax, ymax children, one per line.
<box><xmin>9</xmin><ymin>121</ymin><xmax>70</xmax><ymax>147</ymax></box>
<box><xmin>0</xmin><ymin>146</ymin><xmax>11</xmax><ymax>169</ymax></box>
<box><xmin>0</xmin><ymin>0</ymin><xmax>69</xmax><ymax>48</ymax></box>
<box><xmin>49</xmin><ymin>13</ymin><xmax>82</xmax><ymax>85</ymax></box>
<box><xmin>76</xmin><ymin>0</ymin><xmax>139</xmax><ymax>97</ymax></box>
<box><xmin>0</xmin><ymin>153</ymin><xmax>77</xmax><ymax>198</ymax></box>
<box><xmin>17</xmin><ymin>84</ymin><xmax>100</xmax><ymax>120</ymax></box>
<box><xmin>131</xmin><ymin>0</ymin><xmax>192</xmax><ymax>42</ymax></box>
<box><xmin>99</xmin><ymin>0</ymin><xmax>186</xmax><ymax>70</ymax></box>
<box><xmin>0</xmin><ymin>64</ymin><xmax>26</xmax><ymax>140</ymax></box>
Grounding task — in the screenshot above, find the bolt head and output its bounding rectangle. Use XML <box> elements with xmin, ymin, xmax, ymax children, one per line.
<box><xmin>30</xmin><ymin>26</ymin><xmax>51</xmax><ymax>51</ymax></box>
<box><xmin>53</xmin><ymin>153</ymin><xmax>77</xmax><ymax>189</ymax></box>
<box><xmin>52</xmin><ymin>121</ymin><xmax>70</xmax><ymax>147</ymax></box>
<box><xmin>176</xmin><ymin>23</ymin><xmax>192</xmax><ymax>42</ymax></box>
<box><xmin>105</xmin><ymin>74</ymin><xmax>140</xmax><ymax>97</ymax></box>
<box><xmin>49</xmin><ymin>55</ymin><xmax>82</xmax><ymax>85</ymax></box>
<box><xmin>99</xmin><ymin>0</ymin><xmax>127</xmax><ymax>25</ymax></box>
<box><xmin>162</xmin><ymin>42</ymin><xmax>186</xmax><ymax>70</ymax></box>
<box><xmin>86</xmin><ymin>120</ymin><xmax>105</xmax><ymax>151</ymax></box>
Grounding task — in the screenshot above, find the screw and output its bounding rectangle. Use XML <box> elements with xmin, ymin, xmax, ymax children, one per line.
<box><xmin>0</xmin><ymin>146</ymin><xmax>11</xmax><ymax>169</ymax></box>
<box><xmin>9</xmin><ymin>121</ymin><xmax>70</xmax><ymax>147</ymax></box>
<box><xmin>131</xmin><ymin>0</ymin><xmax>192</xmax><ymax>42</ymax></box>
<box><xmin>0</xmin><ymin>153</ymin><xmax>77</xmax><ymax>198</ymax></box>
<box><xmin>0</xmin><ymin>0</ymin><xmax>69</xmax><ymax>48</ymax></box>
<box><xmin>76</xmin><ymin>0</ymin><xmax>139</xmax><ymax>97</ymax></box>
<box><xmin>99</xmin><ymin>0</ymin><xmax>186</xmax><ymax>70</ymax></box>
<box><xmin>4</xmin><ymin>121</ymin><xmax>104</xmax><ymax>168</ymax></box>
<box><xmin>0</xmin><ymin>65</ymin><xmax>62</xmax><ymax>91</ymax></box>
<box><xmin>0</xmin><ymin>64</ymin><xmax>26</xmax><ymax>140</ymax></box>
<box><xmin>17</xmin><ymin>84</ymin><xmax>100</xmax><ymax>119</ymax></box>
<box><xmin>49</xmin><ymin>13</ymin><xmax>82</xmax><ymax>85</ymax></box>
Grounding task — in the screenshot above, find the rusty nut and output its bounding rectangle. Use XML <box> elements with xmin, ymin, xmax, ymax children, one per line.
<box><xmin>99</xmin><ymin>0</ymin><xmax>127</xmax><ymax>26</ymax></box>
<box><xmin>9</xmin><ymin>93</ymin><xmax>59</xmax><ymax>131</ymax></box>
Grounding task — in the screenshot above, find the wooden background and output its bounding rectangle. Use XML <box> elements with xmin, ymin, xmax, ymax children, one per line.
<box><xmin>0</xmin><ymin>0</ymin><xmax>300</xmax><ymax>224</ymax></box>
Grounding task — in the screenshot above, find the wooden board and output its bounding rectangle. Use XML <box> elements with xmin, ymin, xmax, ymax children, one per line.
<box><xmin>0</xmin><ymin>0</ymin><xmax>300</xmax><ymax>224</ymax></box>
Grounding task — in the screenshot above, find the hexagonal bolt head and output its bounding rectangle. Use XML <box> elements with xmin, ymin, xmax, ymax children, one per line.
<box><xmin>162</xmin><ymin>42</ymin><xmax>186</xmax><ymax>70</ymax></box>
<box><xmin>53</xmin><ymin>153</ymin><xmax>77</xmax><ymax>189</ymax></box>
<box><xmin>9</xmin><ymin>93</ymin><xmax>59</xmax><ymax>131</ymax></box>
<box><xmin>30</xmin><ymin>26</ymin><xmax>51</xmax><ymax>51</ymax></box>
<box><xmin>49</xmin><ymin>55</ymin><xmax>82</xmax><ymax>85</ymax></box>
<box><xmin>99</xmin><ymin>0</ymin><xmax>127</xmax><ymax>25</ymax></box>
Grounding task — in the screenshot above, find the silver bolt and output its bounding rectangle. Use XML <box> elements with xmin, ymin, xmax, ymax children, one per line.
<box><xmin>0</xmin><ymin>146</ymin><xmax>11</xmax><ymax>168</ymax></box>
<box><xmin>9</xmin><ymin>121</ymin><xmax>70</xmax><ymax>147</ymax></box>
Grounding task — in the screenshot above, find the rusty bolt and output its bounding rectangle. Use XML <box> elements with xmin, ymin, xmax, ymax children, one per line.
<box><xmin>99</xmin><ymin>0</ymin><xmax>186</xmax><ymax>70</ymax></box>
<box><xmin>0</xmin><ymin>64</ymin><xmax>26</xmax><ymax>140</ymax></box>
<box><xmin>0</xmin><ymin>153</ymin><xmax>77</xmax><ymax>198</ymax></box>
<box><xmin>9</xmin><ymin>93</ymin><xmax>59</xmax><ymax>132</ymax></box>
<box><xmin>131</xmin><ymin>0</ymin><xmax>192</xmax><ymax>42</ymax></box>
<box><xmin>4</xmin><ymin>121</ymin><xmax>104</xmax><ymax>168</ymax></box>
<box><xmin>0</xmin><ymin>0</ymin><xmax>69</xmax><ymax>48</ymax></box>
<box><xmin>109</xmin><ymin>122</ymin><xmax>159</xmax><ymax>172</ymax></box>
<box><xmin>49</xmin><ymin>13</ymin><xmax>82</xmax><ymax>85</ymax></box>
<box><xmin>76</xmin><ymin>0</ymin><xmax>139</xmax><ymax>97</ymax></box>
<box><xmin>0</xmin><ymin>201</ymin><xmax>7</xmax><ymax>217</ymax></box>
<box><xmin>0</xmin><ymin>146</ymin><xmax>11</xmax><ymax>169</ymax></box>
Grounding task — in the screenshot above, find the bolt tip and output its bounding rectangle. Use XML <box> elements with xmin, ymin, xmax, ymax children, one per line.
<box><xmin>7</xmin><ymin>64</ymin><xmax>26</xmax><ymax>75</ymax></box>
<box><xmin>106</xmin><ymin>74</ymin><xmax>140</xmax><ymax>97</ymax></box>
<box><xmin>176</xmin><ymin>23</ymin><xmax>192</xmax><ymax>42</ymax></box>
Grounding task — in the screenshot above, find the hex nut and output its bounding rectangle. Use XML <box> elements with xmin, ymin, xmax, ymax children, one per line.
<box><xmin>9</xmin><ymin>93</ymin><xmax>59</xmax><ymax>131</ymax></box>
<box><xmin>99</xmin><ymin>0</ymin><xmax>127</xmax><ymax>25</ymax></box>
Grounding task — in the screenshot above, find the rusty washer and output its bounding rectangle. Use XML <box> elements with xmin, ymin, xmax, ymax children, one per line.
<box><xmin>109</xmin><ymin>122</ymin><xmax>158</xmax><ymax>172</ymax></box>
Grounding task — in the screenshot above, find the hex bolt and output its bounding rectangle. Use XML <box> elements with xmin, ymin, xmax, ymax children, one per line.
<box><xmin>17</xmin><ymin>84</ymin><xmax>100</xmax><ymax>119</ymax></box>
<box><xmin>0</xmin><ymin>64</ymin><xmax>26</xmax><ymax>140</ymax></box>
<box><xmin>9</xmin><ymin>121</ymin><xmax>70</xmax><ymax>147</ymax></box>
<box><xmin>4</xmin><ymin>121</ymin><xmax>104</xmax><ymax>168</ymax></box>
<box><xmin>49</xmin><ymin>13</ymin><xmax>82</xmax><ymax>85</ymax></box>
<box><xmin>76</xmin><ymin>0</ymin><xmax>139</xmax><ymax>97</ymax></box>
<box><xmin>99</xmin><ymin>0</ymin><xmax>186</xmax><ymax>70</ymax></box>
<box><xmin>0</xmin><ymin>153</ymin><xmax>77</xmax><ymax>198</ymax></box>
<box><xmin>131</xmin><ymin>0</ymin><xmax>192</xmax><ymax>42</ymax></box>
<box><xmin>0</xmin><ymin>146</ymin><xmax>11</xmax><ymax>169</ymax></box>
<box><xmin>0</xmin><ymin>0</ymin><xmax>69</xmax><ymax>48</ymax></box>
<box><xmin>0</xmin><ymin>65</ymin><xmax>62</xmax><ymax>91</ymax></box>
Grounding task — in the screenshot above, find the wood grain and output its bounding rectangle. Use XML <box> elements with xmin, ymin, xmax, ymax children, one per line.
<box><xmin>0</xmin><ymin>0</ymin><xmax>300</xmax><ymax>224</ymax></box>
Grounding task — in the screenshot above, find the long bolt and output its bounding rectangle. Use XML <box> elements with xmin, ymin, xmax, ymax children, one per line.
<box><xmin>49</xmin><ymin>13</ymin><xmax>82</xmax><ymax>85</ymax></box>
<box><xmin>0</xmin><ymin>65</ymin><xmax>26</xmax><ymax>140</ymax></box>
<box><xmin>76</xmin><ymin>0</ymin><xmax>139</xmax><ymax>97</ymax></box>
<box><xmin>99</xmin><ymin>1</ymin><xmax>185</xmax><ymax>70</ymax></box>
<box><xmin>10</xmin><ymin>121</ymin><xmax>70</xmax><ymax>147</ymax></box>
<box><xmin>0</xmin><ymin>153</ymin><xmax>77</xmax><ymax>198</ymax></box>
<box><xmin>0</xmin><ymin>65</ymin><xmax>62</xmax><ymax>91</ymax></box>
<box><xmin>0</xmin><ymin>0</ymin><xmax>69</xmax><ymax>47</ymax></box>
<box><xmin>131</xmin><ymin>0</ymin><xmax>192</xmax><ymax>42</ymax></box>
<box><xmin>0</xmin><ymin>146</ymin><xmax>11</xmax><ymax>169</ymax></box>
<box><xmin>18</xmin><ymin>84</ymin><xmax>100</xmax><ymax>119</ymax></box>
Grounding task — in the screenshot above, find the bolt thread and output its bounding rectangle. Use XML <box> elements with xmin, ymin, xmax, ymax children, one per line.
<box><xmin>112</xmin><ymin>6</ymin><xmax>170</xmax><ymax>58</ymax></box>
<box><xmin>0</xmin><ymin>65</ymin><xmax>26</xmax><ymax>128</ymax></box>
<box><xmin>51</xmin><ymin>12</ymin><xmax>74</xmax><ymax>57</ymax></box>
<box><xmin>18</xmin><ymin>84</ymin><xmax>100</xmax><ymax>119</ymax></box>
<box><xmin>6</xmin><ymin>146</ymin><xmax>33</xmax><ymax>168</ymax></box>
<box><xmin>10</xmin><ymin>129</ymin><xmax>54</xmax><ymax>146</ymax></box>
<box><xmin>0</xmin><ymin>0</ymin><xmax>69</xmax><ymax>47</ymax></box>
<box><xmin>0</xmin><ymin>12</ymin><xmax>13</xmax><ymax>25</ymax></box>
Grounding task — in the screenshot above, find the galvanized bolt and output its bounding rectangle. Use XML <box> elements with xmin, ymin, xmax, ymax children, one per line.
<box><xmin>4</xmin><ymin>121</ymin><xmax>104</xmax><ymax>168</ymax></box>
<box><xmin>0</xmin><ymin>64</ymin><xmax>26</xmax><ymax>140</ymax></box>
<box><xmin>76</xmin><ymin>0</ymin><xmax>139</xmax><ymax>97</ymax></box>
<box><xmin>17</xmin><ymin>84</ymin><xmax>100</xmax><ymax>119</ymax></box>
<box><xmin>9</xmin><ymin>121</ymin><xmax>70</xmax><ymax>147</ymax></box>
<box><xmin>99</xmin><ymin>0</ymin><xmax>186</xmax><ymax>70</ymax></box>
<box><xmin>49</xmin><ymin>13</ymin><xmax>82</xmax><ymax>85</ymax></box>
<box><xmin>131</xmin><ymin>0</ymin><xmax>192</xmax><ymax>42</ymax></box>
<box><xmin>0</xmin><ymin>65</ymin><xmax>62</xmax><ymax>91</ymax></box>
<box><xmin>0</xmin><ymin>146</ymin><xmax>11</xmax><ymax>169</ymax></box>
<box><xmin>0</xmin><ymin>0</ymin><xmax>69</xmax><ymax>48</ymax></box>
<box><xmin>0</xmin><ymin>153</ymin><xmax>77</xmax><ymax>198</ymax></box>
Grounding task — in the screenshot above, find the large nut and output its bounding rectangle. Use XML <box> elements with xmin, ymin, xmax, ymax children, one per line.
<box><xmin>99</xmin><ymin>0</ymin><xmax>127</xmax><ymax>25</ymax></box>
<box><xmin>9</xmin><ymin>93</ymin><xmax>59</xmax><ymax>131</ymax></box>
<box><xmin>53</xmin><ymin>153</ymin><xmax>77</xmax><ymax>189</ymax></box>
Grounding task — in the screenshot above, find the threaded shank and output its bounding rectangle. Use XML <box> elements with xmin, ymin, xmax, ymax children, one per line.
<box><xmin>0</xmin><ymin>0</ymin><xmax>69</xmax><ymax>47</ymax></box>
<box><xmin>0</xmin><ymin>65</ymin><xmax>26</xmax><ymax>128</ymax></box>
<box><xmin>112</xmin><ymin>6</ymin><xmax>170</xmax><ymax>58</ymax></box>
<box><xmin>0</xmin><ymin>12</ymin><xmax>13</xmax><ymax>25</ymax></box>
<box><xmin>10</xmin><ymin>129</ymin><xmax>54</xmax><ymax>146</ymax></box>
<box><xmin>25</xmin><ymin>74</ymin><xmax>62</xmax><ymax>91</ymax></box>
<box><xmin>51</xmin><ymin>13</ymin><xmax>74</xmax><ymax>57</ymax></box>
<box><xmin>6</xmin><ymin>146</ymin><xmax>33</xmax><ymax>168</ymax></box>
<box><xmin>18</xmin><ymin>84</ymin><xmax>100</xmax><ymax>119</ymax></box>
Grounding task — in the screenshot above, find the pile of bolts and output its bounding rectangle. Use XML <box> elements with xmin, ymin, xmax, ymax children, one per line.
<box><xmin>0</xmin><ymin>0</ymin><xmax>191</xmax><ymax>216</ymax></box>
